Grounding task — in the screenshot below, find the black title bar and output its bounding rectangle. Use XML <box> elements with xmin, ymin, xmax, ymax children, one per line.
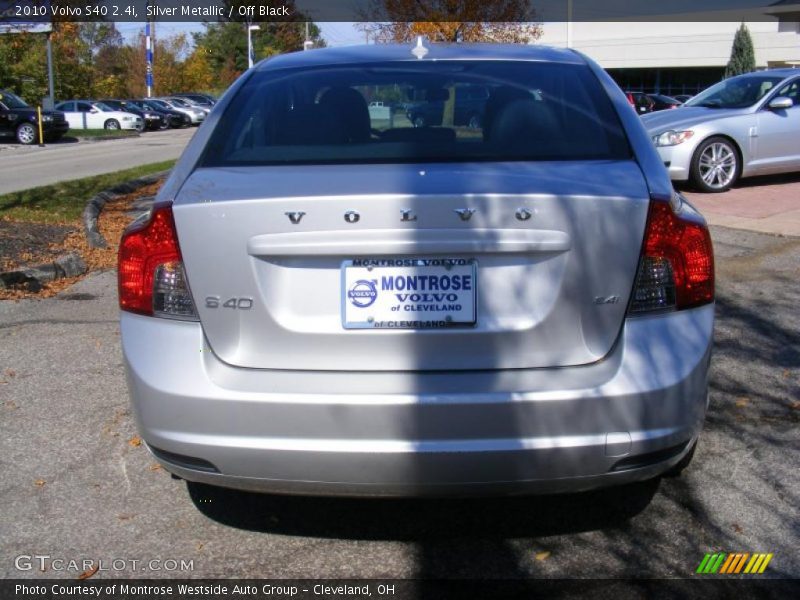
<box><xmin>1</xmin><ymin>0</ymin><xmax>798</xmax><ymax>24</ymax></box>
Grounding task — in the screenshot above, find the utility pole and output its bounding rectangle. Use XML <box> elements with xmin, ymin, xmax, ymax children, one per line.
<box><xmin>145</xmin><ymin>2</ymin><xmax>153</xmax><ymax>97</ymax></box>
<box><xmin>45</xmin><ymin>32</ymin><xmax>54</xmax><ymax>109</ymax></box>
<box><xmin>303</xmin><ymin>21</ymin><xmax>313</xmax><ymax>50</ymax></box>
<box><xmin>566</xmin><ymin>0</ymin><xmax>573</xmax><ymax>49</ymax></box>
<box><xmin>248</xmin><ymin>24</ymin><xmax>260</xmax><ymax>67</ymax></box>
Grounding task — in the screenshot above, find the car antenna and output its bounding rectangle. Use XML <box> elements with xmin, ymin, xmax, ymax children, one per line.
<box><xmin>412</xmin><ymin>36</ymin><xmax>429</xmax><ymax>60</ymax></box>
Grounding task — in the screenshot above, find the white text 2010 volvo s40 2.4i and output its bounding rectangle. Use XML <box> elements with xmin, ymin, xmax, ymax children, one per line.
<box><xmin>118</xmin><ymin>42</ymin><xmax>714</xmax><ymax>497</ymax></box>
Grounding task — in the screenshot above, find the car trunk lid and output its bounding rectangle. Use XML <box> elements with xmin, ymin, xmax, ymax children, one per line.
<box><xmin>174</xmin><ymin>160</ymin><xmax>649</xmax><ymax>371</ymax></box>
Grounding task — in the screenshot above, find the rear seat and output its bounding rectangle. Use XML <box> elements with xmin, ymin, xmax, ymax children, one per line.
<box><xmin>380</xmin><ymin>127</ymin><xmax>457</xmax><ymax>144</ymax></box>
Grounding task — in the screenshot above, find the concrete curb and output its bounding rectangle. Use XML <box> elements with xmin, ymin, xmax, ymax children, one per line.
<box><xmin>82</xmin><ymin>170</ymin><xmax>169</xmax><ymax>249</ymax></box>
<box><xmin>0</xmin><ymin>252</ymin><xmax>87</xmax><ymax>292</ymax></box>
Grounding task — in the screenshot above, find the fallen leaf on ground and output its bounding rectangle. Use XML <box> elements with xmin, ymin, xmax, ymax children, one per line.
<box><xmin>34</xmin><ymin>479</ymin><xmax>46</xmax><ymax>487</ymax></box>
<box><xmin>732</xmin><ymin>523</ymin><xmax>743</xmax><ymax>533</ymax></box>
<box><xmin>735</xmin><ymin>397</ymin><xmax>749</xmax><ymax>408</ymax></box>
<box><xmin>196</xmin><ymin>542</ymin><xmax>205</xmax><ymax>551</ymax></box>
<box><xmin>128</xmin><ymin>435</ymin><xmax>142</xmax><ymax>447</ymax></box>
<box><xmin>4</xmin><ymin>369</ymin><xmax>15</xmax><ymax>378</ymax></box>
<box><xmin>117</xmin><ymin>513</ymin><xmax>134</xmax><ymax>521</ymax></box>
<box><xmin>535</xmin><ymin>551</ymin><xmax>551</xmax><ymax>561</ymax></box>
<box><xmin>790</xmin><ymin>401</ymin><xmax>800</xmax><ymax>410</ymax></box>
<box><xmin>77</xmin><ymin>565</ymin><xmax>99</xmax><ymax>580</ymax></box>
<box><xmin>148</xmin><ymin>463</ymin><xmax>162</xmax><ymax>471</ymax></box>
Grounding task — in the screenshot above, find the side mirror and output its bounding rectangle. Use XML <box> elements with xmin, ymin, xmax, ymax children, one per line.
<box><xmin>768</xmin><ymin>96</ymin><xmax>793</xmax><ymax>110</ymax></box>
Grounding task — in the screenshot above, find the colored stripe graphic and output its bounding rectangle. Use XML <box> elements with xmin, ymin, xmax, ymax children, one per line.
<box><xmin>733</xmin><ymin>553</ymin><xmax>750</xmax><ymax>573</ymax></box>
<box><xmin>758</xmin><ymin>554</ymin><xmax>773</xmax><ymax>573</ymax></box>
<box><xmin>697</xmin><ymin>554</ymin><xmax>712</xmax><ymax>574</ymax></box>
<box><xmin>697</xmin><ymin>552</ymin><xmax>772</xmax><ymax>574</ymax></box>
<box><xmin>719</xmin><ymin>553</ymin><xmax>736</xmax><ymax>574</ymax></box>
<box><xmin>710</xmin><ymin>553</ymin><xmax>726</xmax><ymax>573</ymax></box>
<box><xmin>744</xmin><ymin>554</ymin><xmax>760</xmax><ymax>573</ymax></box>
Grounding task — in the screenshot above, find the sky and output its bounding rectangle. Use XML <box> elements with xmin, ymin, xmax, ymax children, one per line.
<box><xmin>115</xmin><ymin>21</ymin><xmax>365</xmax><ymax>47</ymax></box>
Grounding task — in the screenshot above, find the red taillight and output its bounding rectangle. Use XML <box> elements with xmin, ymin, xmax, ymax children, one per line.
<box><xmin>629</xmin><ymin>199</ymin><xmax>714</xmax><ymax>314</ymax></box>
<box><xmin>118</xmin><ymin>202</ymin><xmax>182</xmax><ymax>315</ymax></box>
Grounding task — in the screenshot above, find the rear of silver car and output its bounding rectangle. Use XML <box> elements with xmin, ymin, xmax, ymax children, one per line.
<box><xmin>119</xmin><ymin>45</ymin><xmax>714</xmax><ymax>496</ymax></box>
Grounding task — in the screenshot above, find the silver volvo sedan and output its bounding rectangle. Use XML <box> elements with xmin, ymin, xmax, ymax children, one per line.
<box><xmin>643</xmin><ymin>69</ymin><xmax>800</xmax><ymax>192</ymax></box>
<box><xmin>118</xmin><ymin>42</ymin><xmax>715</xmax><ymax>497</ymax></box>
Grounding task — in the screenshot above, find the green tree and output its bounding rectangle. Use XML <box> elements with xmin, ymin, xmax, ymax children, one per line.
<box><xmin>191</xmin><ymin>0</ymin><xmax>325</xmax><ymax>91</ymax></box>
<box><xmin>724</xmin><ymin>23</ymin><xmax>756</xmax><ymax>79</ymax></box>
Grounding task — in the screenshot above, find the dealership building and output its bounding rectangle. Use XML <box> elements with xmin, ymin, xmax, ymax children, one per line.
<box><xmin>540</xmin><ymin>2</ymin><xmax>800</xmax><ymax>96</ymax></box>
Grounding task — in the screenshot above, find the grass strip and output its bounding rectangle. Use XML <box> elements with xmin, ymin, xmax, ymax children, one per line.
<box><xmin>0</xmin><ymin>160</ymin><xmax>175</xmax><ymax>223</ymax></box>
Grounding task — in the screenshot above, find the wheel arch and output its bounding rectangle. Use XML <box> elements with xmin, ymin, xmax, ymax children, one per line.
<box><xmin>693</xmin><ymin>132</ymin><xmax>744</xmax><ymax>166</ymax></box>
<box><xmin>690</xmin><ymin>132</ymin><xmax>744</xmax><ymax>192</ymax></box>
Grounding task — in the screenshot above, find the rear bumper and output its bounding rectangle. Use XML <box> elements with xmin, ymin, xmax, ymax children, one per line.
<box><xmin>120</xmin><ymin>118</ymin><xmax>143</xmax><ymax>130</ymax></box>
<box><xmin>122</xmin><ymin>305</ymin><xmax>713</xmax><ymax>497</ymax></box>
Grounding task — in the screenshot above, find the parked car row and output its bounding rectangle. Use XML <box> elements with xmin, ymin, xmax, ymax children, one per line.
<box><xmin>625</xmin><ymin>91</ymin><xmax>686</xmax><ymax>113</ymax></box>
<box><xmin>0</xmin><ymin>90</ymin><xmax>69</xmax><ymax>144</ymax></box>
<box><xmin>55</xmin><ymin>94</ymin><xmax>216</xmax><ymax>132</ymax></box>
<box><xmin>0</xmin><ymin>90</ymin><xmax>216</xmax><ymax>144</ymax></box>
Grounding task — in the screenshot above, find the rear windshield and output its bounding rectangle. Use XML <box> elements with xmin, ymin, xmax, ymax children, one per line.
<box><xmin>201</xmin><ymin>60</ymin><xmax>630</xmax><ymax>167</ymax></box>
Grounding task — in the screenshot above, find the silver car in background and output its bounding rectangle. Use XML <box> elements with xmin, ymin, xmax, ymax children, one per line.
<box><xmin>119</xmin><ymin>43</ymin><xmax>714</xmax><ymax>497</ymax></box>
<box><xmin>152</xmin><ymin>97</ymin><xmax>206</xmax><ymax>125</ymax></box>
<box><xmin>643</xmin><ymin>69</ymin><xmax>800</xmax><ymax>192</ymax></box>
<box><xmin>165</xmin><ymin>96</ymin><xmax>212</xmax><ymax>117</ymax></box>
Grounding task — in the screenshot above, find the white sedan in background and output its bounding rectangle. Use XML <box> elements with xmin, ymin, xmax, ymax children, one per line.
<box><xmin>54</xmin><ymin>100</ymin><xmax>144</xmax><ymax>131</ymax></box>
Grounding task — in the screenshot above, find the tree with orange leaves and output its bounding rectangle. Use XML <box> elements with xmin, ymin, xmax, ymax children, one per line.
<box><xmin>358</xmin><ymin>0</ymin><xmax>542</xmax><ymax>44</ymax></box>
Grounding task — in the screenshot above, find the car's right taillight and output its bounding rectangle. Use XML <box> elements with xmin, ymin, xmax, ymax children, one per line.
<box><xmin>118</xmin><ymin>202</ymin><xmax>198</xmax><ymax>320</ymax></box>
<box><xmin>628</xmin><ymin>196</ymin><xmax>714</xmax><ymax>315</ymax></box>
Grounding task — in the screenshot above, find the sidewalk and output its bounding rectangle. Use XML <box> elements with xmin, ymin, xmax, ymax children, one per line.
<box><xmin>683</xmin><ymin>172</ymin><xmax>800</xmax><ymax>237</ymax></box>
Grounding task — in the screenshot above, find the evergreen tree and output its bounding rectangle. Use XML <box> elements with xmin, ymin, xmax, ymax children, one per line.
<box><xmin>724</xmin><ymin>23</ymin><xmax>756</xmax><ymax>79</ymax></box>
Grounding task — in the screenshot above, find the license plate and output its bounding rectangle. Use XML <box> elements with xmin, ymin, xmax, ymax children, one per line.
<box><xmin>342</xmin><ymin>258</ymin><xmax>477</xmax><ymax>329</ymax></box>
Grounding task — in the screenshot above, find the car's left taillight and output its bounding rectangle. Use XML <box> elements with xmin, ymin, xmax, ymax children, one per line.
<box><xmin>118</xmin><ymin>202</ymin><xmax>198</xmax><ymax>320</ymax></box>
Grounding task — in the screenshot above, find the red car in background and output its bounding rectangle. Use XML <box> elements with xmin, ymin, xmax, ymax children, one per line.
<box><xmin>647</xmin><ymin>94</ymin><xmax>683</xmax><ymax>111</ymax></box>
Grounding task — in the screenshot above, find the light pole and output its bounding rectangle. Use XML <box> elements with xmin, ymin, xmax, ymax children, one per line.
<box><xmin>247</xmin><ymin>25</ymin><xmax>260</xmax><ymax>69</ymax></box>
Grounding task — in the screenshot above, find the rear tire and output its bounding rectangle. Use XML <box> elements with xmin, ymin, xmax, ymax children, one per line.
<box><xmin>690</xmin><ymin>136</ymin><xmax>740</xmax><ymax>193</ymax></box>
<box><xmin>104</xmin><ymin>119</ymin><xmax>120</xmax><ymax>131</ymax></box>
<box><xmin>16</xmin><ymin>122</ymin><xmax>37</xmax><ymax>145</ymax></box>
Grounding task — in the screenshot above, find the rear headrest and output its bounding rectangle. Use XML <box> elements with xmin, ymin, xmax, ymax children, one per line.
<box><xmin>274</xmin><ymin>104</ymin><xmax>347</xmax><ymax>145</ymax></box>
<box><xmin>487</xmin><ymin>98</ymin><xmax>563</xmax><ymax>154</ymax></box>
<box><xmin>319</xmin><ymin>87</ymin><xmax>371</xmax><ymax>143</ymax></box>
<box><xmin>483</xmin><ymin>86</ymin><xmax>532</xmax><ymax>140</ymax></box>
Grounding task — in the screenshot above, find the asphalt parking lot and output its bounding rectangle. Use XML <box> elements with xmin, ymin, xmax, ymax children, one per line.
<box><xmin>1</xmin><ymin>209</ymin><xmax>797</xmax><ymax>581</ymax></box>
<box><xmin>0</xmin><ymin>128</ymin><xmax>195</xmax><ymax>195</ymax></box>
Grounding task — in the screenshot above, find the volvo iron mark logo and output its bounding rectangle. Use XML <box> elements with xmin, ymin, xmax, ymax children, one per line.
<box><xmin>348</xmin><ymin>279</ymin><xmax>378</xmax><ymax>308</ymax></box>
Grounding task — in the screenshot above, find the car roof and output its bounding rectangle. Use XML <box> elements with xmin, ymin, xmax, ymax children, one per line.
<box><xmin>256</xmin><ymin>42</ymin><xmax>585</xmax><ymax>72</ymax></box>
<box><xmin>736</xmin><ymin>68</ymin><xmax>799</xmax><ymax>79</ymax></box>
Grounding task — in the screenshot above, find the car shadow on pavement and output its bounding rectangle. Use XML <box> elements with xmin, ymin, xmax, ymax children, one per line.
<box><xmin>186</xmin><ymin>478</ymin><xmax>659</xmax><ymax>541</ymax></box>
<box><xmin>51</xmin><ymin>137</ymin><xmax>80</xmax><ymax>144</ymax></box>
